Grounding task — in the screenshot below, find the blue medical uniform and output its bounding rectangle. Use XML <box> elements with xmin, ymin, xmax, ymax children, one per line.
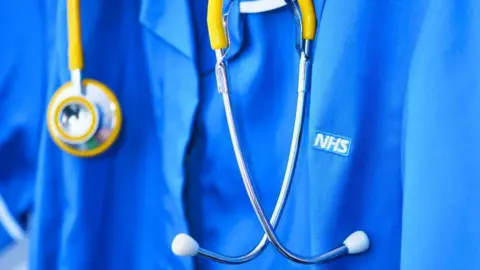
<box><xmin>30</xmin><ymin>0</ymin><xmax>192</xmax><ymax>269</ymax></box>
<box><xmin>182</xmin><ymin>0</ymin><xmax>414</xmax><ymax>269</ymax></box>
<box><xmin>27</xmin><ymin>0</ymin><xmax>480</xmax><ymax>270</ymax></box>
<box><xmin>402</xmin><ymin>1</ymin><xmax>480</xmax><ymax>269</ymax></box>
<box><xmin>0</xmin><ymin>2</ymin><xmax>44</xmax><ymax>251</ymax></box>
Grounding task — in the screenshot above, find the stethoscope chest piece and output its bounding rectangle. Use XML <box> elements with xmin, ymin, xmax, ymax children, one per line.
<box><xmin>47</xmin><ymin>79</ymin><xmax>122</xmax><ymax>157</ymax></box>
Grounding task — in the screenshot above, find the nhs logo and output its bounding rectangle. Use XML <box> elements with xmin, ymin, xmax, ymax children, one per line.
<box><xmin>312</xmin><ymin>131</ymin><xmax>352</xmax><ymax>156</ymax></box>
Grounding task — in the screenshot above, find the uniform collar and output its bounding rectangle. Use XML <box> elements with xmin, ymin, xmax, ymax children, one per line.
<box><xmin>139</xmin><ymin>0</ymin><xmax>196</xmax><ymax>60</ymax></box>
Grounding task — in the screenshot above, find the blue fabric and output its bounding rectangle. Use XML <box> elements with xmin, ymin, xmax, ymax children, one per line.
<box><xmin>401</xmin><ymin>1</ymin><xmax>480</xmax><ymax>269</ymax></box>
<box><xmin>19</xmin><ymin>0</ymin><xmax>479</xmax><ymax>269</ymax></box>
<box><xmin>0</xmin><ymin>1</ymin><xmax>42</xmax><ymax>250</ymax></box>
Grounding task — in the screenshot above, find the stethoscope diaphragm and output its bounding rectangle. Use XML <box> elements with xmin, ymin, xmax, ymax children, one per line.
<box><xmin>47</xmin><ymin>79</ymin><xmax>122</xmax><ymax>157</ymax></box>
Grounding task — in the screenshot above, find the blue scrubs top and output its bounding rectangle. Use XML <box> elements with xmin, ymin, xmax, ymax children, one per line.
<box><xmin>0</xmin><ymin>1</ymin><xmax>43</xmax><ymax>251</ymax></box>
<box><xmin>27</xmin><ymin>0</ymin><xmax>480</xmax><ymax>269</ymax></box>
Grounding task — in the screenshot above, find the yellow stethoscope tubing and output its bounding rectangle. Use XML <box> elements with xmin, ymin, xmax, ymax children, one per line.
<box><xmin>207</xmin><ymin>0</ymin><xmax>228</xmax><ymax>50</ymax></box>
<box><xmin>207</xmin><ymin>0</ymin><xmax>317</xmax><ymax>50</ymax></box>
<box><xmin>298</xmin><ymin>0</ymin><xmax>317</xmax><ymax>40</ymax></box>
<box><xmin>47</xmin><ymin>0</ymin><xmax>122</xmax><ymax>157</ymax></box>
<box><xmin>67</xmin><ymin>0</ymin><xmax>84</xmax><ymax>71</ymax></box>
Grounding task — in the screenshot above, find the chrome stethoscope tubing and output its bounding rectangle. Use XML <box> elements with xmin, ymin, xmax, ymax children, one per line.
<box><xmin>198</xmin><ymin>41</ymin><xmax>309</xmax><ymax>264</ymax></box>
<box><xmin>216</xmin><ymin>41</ymin><xmax>368</xmax><ymax>265</ymax></box>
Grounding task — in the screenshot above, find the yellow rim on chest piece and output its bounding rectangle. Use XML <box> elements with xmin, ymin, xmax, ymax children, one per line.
<box><xmin>47</xmin><ymin>79</ymin><xmax>122</xmax><ymax>157</ymax></box>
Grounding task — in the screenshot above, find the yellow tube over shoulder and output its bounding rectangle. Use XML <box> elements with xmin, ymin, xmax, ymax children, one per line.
<box><xmin>207</xmin><ymin>0</ymin><xmax>228</xmax><ymax>50</ymax></box>
<box><xmin>298</xmin><ymin>0</ymin><xmax>317</xmax><ymax>40</ymax></box>
<box><xmin>67</xmin><ymin>0</ymin><xmax>84</xmax><ymax>70</ymax></box>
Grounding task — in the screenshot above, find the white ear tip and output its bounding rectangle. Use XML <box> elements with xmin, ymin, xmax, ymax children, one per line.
<box><xmin>343</xmin><ymin>231</ymin><xmax>370</xmax><ymax>254</ymax></box>
<box><xmin>171</xmin><ymin>233</ymin><xmax>199</xmax><ymax>256</ymax></box>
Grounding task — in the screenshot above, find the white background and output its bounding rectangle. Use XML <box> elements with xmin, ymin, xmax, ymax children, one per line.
<box><xmin>0</xmin><ymin>239</ymin><xmax>28</xmax><ymax>270</ymax></box>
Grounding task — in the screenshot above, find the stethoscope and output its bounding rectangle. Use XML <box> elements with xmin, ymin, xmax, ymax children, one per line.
<box><xmin>47</xmin><ymin>0</ymin><xmax>122</xmax><ymax>157</ymax></box>
<box><xmin>171</xmin><ymin>0</ymin><xmax>370</xmax><ymax>265</ymax></box>
<box><xmin>44</xmin><ymin>0</ymin><xmax>369</xmax><ymax>265</ymax></box>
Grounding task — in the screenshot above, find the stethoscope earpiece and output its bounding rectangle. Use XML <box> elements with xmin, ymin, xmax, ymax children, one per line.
<box><xmin>47</xmin><ymin>79</ymin><xmax>122</xmax><ymax>157</ymax></box>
